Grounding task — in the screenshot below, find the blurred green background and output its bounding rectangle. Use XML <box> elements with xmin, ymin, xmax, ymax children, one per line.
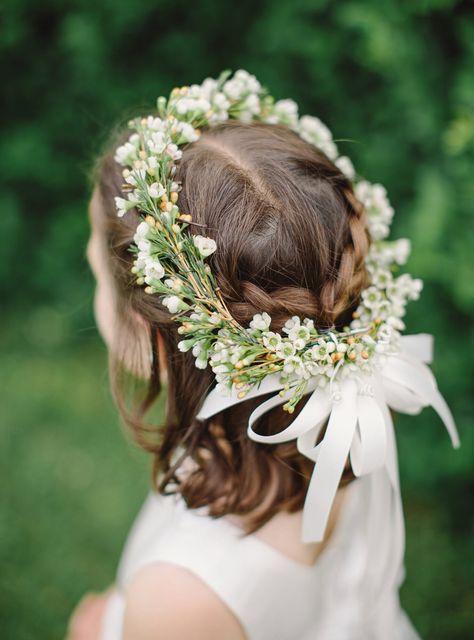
<box><xmin>1</xmin><ymin>1</ymin><xmax>473</xmax><ymax>638</ymax></box>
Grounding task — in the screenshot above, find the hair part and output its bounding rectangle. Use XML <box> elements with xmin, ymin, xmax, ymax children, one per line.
<box><xmin>91</xmin><ymin>120</ymin><xmax>369</xmax><ymax>533</ymax></box>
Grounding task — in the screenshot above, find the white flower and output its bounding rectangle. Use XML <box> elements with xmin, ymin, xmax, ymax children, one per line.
<box><xmin>162</xmin><ymin>295</ymin><xmax>183</xmax><ymax>313</ymax></box>
<box><xmin>273</xmin><ymin>99</ymin><xmax>299</xmax><ymax>127</ymax></box>
<box><xmin>192</xmin><ymin>340</ymin><xmax>205</xmax><ymax>357</ymax></box>
<box><xmin>125</xmin><ymin>169</ymin><xmax>146</xmax><ymax>186</ymax></box>
<box><xmin>136</xmin><ymin>238</ymin><xmax>151</xmax><ymax>253</ymax></box>
<box><xmin>223</xmin><ymin>70</ymin><xmax>261</xmax><ymax>101</ymax></box>
<box><xmin>148</xmin><ymin>131</ymin><xmax>167</xmax><ymax>155</ymax></box>
<box><xmin>175</xmin><ymin>121</ymin><xmax>200</xmax><ymax>144</ymax></box>
<box><xmin>283</xmin><ymin>355</ymin><xmax>303</xmax><ymax>375</ymax></box>
<box><xmin>393</xmin><ymin>238</ymin><xmax>411</xmax><ymax>265</ymax></box>
<box><xmin>195</xmin><ymin>356</ymin><xmax>209</xmax><ymax>370</ymax></box>
<box><xmin>175</xmin><ymin>95</ymin><xmax>211</xmax><ymax>116</ymax></box>
<box><xmin>262</xmin><ymin>331</ymin><xmax>282</xmax><ymax>351</ymax></box>
<box><xmin>276</xmin><ymin>340</ymin><xmax>296</xmax><ymax>359</ymax></box>
<box><xmin>114</xmin><ymin>140</ymin><xmax>138</xmax><ymax>166</ymax></box>
<box><xmin>319</xmin><ymin>139</ymin><xmax>339</xmax><ymax>160</ymax></box>
<box><xmin>147</xmin><ymin>182</ymin><xmax>166</xmax><ymax>199</ymax></box>
<box><xmin>355</xmin><ymin>180</ymin><xmax>394</xmax><ymax>240</ymax></box>
<box><xmin>250</xmin><ymin>312</ymin><xmax>272</xmax><ymax>331</ymax></box>
<box><xmin>235</xmin><ymin>69</ymin><xmax>261</xmax><ymax>93</ymax></box>
<box><xmin>377</xmin><ymin>323</ymin><xmax>394</xmax><ymax>344</ymax></box>
<box><xmin>387</xmin><ymin>316</ymin><xmax>405</xmax><ymax>330</ymax></box>
<box><xmin>361</xmin><ymin>286</ymin><xmax>383</xmax><ymax>309</ymax></box>
<box><xmin>407</xmin><ymin>278</ymin><xmax>423</xmax><ymax>300</ymax></box>
<box><xmin>335</xmin><ymin>155</ymin><xmax>356</xmax><ymax>180</ymax></box>
<box><xmin>114</xmin><ymin>197</ymin><xmax>132</xmax><ymax>217</ymax></box>
<box><xmin>298</xmin><ymin>115</ymin><xmax>333</xmax><ymax>143</ymax></box>
<box><xmin>134</xmin><ymin>250</ymin><xmax>150</xmax><ymax>271</ymax></box>
<box><xmin>288</xmin><ymin>324</ymin><xmax>311</xmax><ymax>345</ymax></box>
<box><xmin>371</xmin><ymin>268</ymin><xmax>393</xmax><ymax>289</ymax></box>
<box><xmin>193</xmin><ymin>235</ymin><xmax>217</xmax><ymax>257</ymax></box>
<box><xmin>144</xmin><ymin>259</ymin><xmax>165</xmax><ymax>284</ymax></box>
<box><xmin>200</xmin><ymin>77</ymin><xmax>219</xmax><ymax>99</ymax></box>
<box><xmin>370</xmin><ymin>221</ymin><xmax>390</xmax><ymax>240</ymax></box>
<box><xmin>144</xmin><ymin>116</ymin><xmax>166</xmax><ymax>131</ymax></box>
<box><xmin>133</xmin><ymin>221</ymin><xmax>151</xmax><ymax>244</ymax></box>
<box><xmin>282</xmin><ymin>316</ymin><xmax>300</xmax><ymax>335</ymax></box>
<box><xmin>166</xmin><ymin>143</ymin><xmax>182</xmax><ymax>161</ymax></box>
<box><xmin>238</xmin><ymin>93</ymin><xmax>262</xmax><ymax>123</ymax></box>
<box><xmin>311</xmin><ymin>339</ymin><xmax>336</xmax><ymax>363</ymax></box>
<box><xmin>177</xmin><ymin>338</ymin><xmax>194</xmax><ymax>352</ymax></box>
<box><xmin>213</xmin><ymin>91</ymin><xmax>231</xmax><ymax>111</ymax></box>
<box><xmin>297</xmin><ymin>115</ymin><xmax>339</xmax><ymax>158</ymax></box>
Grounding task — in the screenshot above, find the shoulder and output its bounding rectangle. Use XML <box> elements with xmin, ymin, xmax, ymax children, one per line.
<box><xmin>121</xmin><ymin>562</ymin><xmax>246</xmax><ymax>640</ymax></box>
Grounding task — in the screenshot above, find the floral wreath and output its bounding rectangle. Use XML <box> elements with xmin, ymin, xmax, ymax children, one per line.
<box><xmin>114</xmin><ymin>69</ymin><xmax>422</xmax><ymax>413</ymax></box>
<box><xmin>113</xmin><ymin>69</ymin><xmax>458</xmax><ymax>551</ymax></box>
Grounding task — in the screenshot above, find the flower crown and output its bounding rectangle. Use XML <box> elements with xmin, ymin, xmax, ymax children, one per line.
<box><xmin>114</xmin><ymin>69</ymin><xmax>422</xmax><ymax>413</ymax></box>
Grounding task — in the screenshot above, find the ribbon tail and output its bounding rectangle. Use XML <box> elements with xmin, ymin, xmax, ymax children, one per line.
<box><xmin>383</xmin><ymin>355</ymin><xmax>460</xmax><ymax>449</ymax></box>
<box><xmin>301</xmin><ymin>379</ymin><xmax>358</xmax><ymax>543</ymax></box>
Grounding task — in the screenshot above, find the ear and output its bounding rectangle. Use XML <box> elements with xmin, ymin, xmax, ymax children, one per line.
<box><xmin>131</xmin><ymin>309</ymin><xmax>148</xmax><ymax>328</ymax></box>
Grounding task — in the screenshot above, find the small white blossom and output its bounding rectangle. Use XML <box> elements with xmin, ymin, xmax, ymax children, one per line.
<box><xmin>272</xmin><ymin>99</ymin><xmax>299</xmax><ymax>127</ymax></box>
<box><xmin>178</xmin><ymin>339</ymin><xmax>193</xmax><ymax>352</ymax></box>
<box><xmin>114</xmin><ymin>197</ymin><xmax>127</xmax><ymax>217</ymax></box>
<box><xmin>162</xmin><ymin>295</ymin><xmax>184</xmax><ymax>313</ymax></box>
<box><xmin>282</xmin><ymin>316</ymin><xmax>300</xmax><ymax>335</ymax></box>
<box><xmin>393</xmin><ymin>238</ymin><xmax>411</xmax><ymax>265</ymax></box>
<box><xmin>144</xmin><ymin>259</ymin><xmax>165</xmax><ymax>284</ymax></box>
<box><xmin>299</xmin><ymin>115</ymin><xmax>332</xmax><ymax>142</ymax></box>
<box><xmin>335</xmin><ymin>155</ymin><xmax>356</xmax><ymax>180</ymax></box>
<box><xmin>288</xmin><ymin>324</ymin><xmax>311</xmax><ymax>345</ymax></box>
<box><xmin>283</xmin><ymin>355</ymin><xmax>303</xmax><ymax>375</ymax></box>
<box><xmin>223</xmin><ymin>69</ymin><xmax>261</xmax><ymax>101</ymax></box>
<box><xmin>195</xmin><ymin>356</ymin><xmax>209</xmax><ymax>370</ymax></box>
<box><xmin>192</xmin><ymin>340</ymin><xmax>206</xmax><ymax>357</ymax></box>
<box><xmin>134</xmin><ymin>220</ymin><xmax>150</xmax><ymax>243</ymax></box>
<box><xmin>276</xmin><ymin>340</ymin><xmax>296</xmax><ymax>359</ymax></box>
<box><xmin>361</xmin><ymin>286</ymin><xmax>383</xmax><ymax>309</ymax></box>
<box><xmin>262</xmin><ymin>331</ymin><xmax>282</xmax><ymax>351</ymax></box>
<box><xmin>193</xmin><ymin>235</ymin><xmax>217</xmax><ymax>257</ymax></box>
<box><xmin>174</xmin><ymin>121</ymin><xmax>200</xmax><ymax>144</ymax></box>
<box><xmin>148</xmin><ymin>131</ymin><xmax>167</xmax><ymax>155</ymax></box>
<box><xmin>114</xmin><ymin>140</ymin><xmax>138</xmax><ymax>165</ymax></box>
<box><xmin>147</xmin><ymin>182</ymin><xmax>166</xmax><ymax>199</ymax></box>
<box><xmin>311</xmin><ymin>339</ymin><xmax>336</xmax><ymax>363</ymax></box>
<box><xmin>166</xmin><ymin>143</ymin><xmax>182</xmax><ymax>161</ymax></box>
<box><xmin>250</xmin><ymin>312</ymin><xmax>272</xmax><ymax>331</ymax></box>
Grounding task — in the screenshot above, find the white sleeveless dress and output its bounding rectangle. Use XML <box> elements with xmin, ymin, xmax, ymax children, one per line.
<box><xmin>99</xmin><ymin>467</ymin><xmax>422</xmax><ymax>640</ymax></box>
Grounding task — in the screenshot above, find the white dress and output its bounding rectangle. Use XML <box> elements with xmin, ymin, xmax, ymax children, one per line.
<box><xmin>99</xmin><ymin>467</ymin><xmax>421</xmax><ymax>640</ymax></box>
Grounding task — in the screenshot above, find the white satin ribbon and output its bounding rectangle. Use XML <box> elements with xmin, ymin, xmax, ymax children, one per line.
<box><xmin>196</xmin><ymin>333</ymin><xmax>460</xmax><ymax>543</ymax></box>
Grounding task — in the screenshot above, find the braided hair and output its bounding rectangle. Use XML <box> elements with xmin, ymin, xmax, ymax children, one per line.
<box><xmin>93</xmin><ymin>120</ymin><xmax>370</xmax><ymax>533</ymax></box>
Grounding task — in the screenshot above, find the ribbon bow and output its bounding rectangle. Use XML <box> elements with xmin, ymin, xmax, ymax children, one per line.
<box><xmin>196</xmin><ymin>334</ymin><xmax>460</xmax><ymax>543</ymax></box>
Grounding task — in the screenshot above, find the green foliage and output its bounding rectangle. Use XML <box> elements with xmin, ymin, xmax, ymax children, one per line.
<box><xmin>1</xmin><ymin>1</ymin><xmax>473</xmax><ymax>638</ymax></box>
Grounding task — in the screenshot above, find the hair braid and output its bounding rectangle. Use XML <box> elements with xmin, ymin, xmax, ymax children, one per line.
<box><xmin>320</xmin><ymin>183</ymin><xmax>370</xmax><ymax>327</ymax></box>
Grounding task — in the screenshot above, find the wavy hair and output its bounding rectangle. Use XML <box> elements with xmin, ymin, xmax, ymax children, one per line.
<box><xmin>91</xmin><ymin>120</ymin><xmax>370</xmax><ymax>533</ymax></box>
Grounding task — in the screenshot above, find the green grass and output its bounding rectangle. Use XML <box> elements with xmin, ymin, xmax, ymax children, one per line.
<box><xmin>1</xmin><ymin>316</ymin><xmax>472</xmax><ymax>639</ymax></box>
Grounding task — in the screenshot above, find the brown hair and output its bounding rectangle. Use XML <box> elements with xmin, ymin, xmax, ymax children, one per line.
<box><xmin>91</xmin><ymin>120</ymin><xmax>370</xmax><ymax>533</ymax></box>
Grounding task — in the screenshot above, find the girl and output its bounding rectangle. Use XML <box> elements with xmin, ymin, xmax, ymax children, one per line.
<box><xmin>68</xmin><ymin>70</ymin><xmax>457</xmax><ymax>640</ymax></box>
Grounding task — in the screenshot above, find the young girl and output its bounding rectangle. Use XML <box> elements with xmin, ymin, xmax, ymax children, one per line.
<box><xmin>68</xmin><ymin>70</ymin><xmax>458</xmax><ymax>640</ymax></box>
